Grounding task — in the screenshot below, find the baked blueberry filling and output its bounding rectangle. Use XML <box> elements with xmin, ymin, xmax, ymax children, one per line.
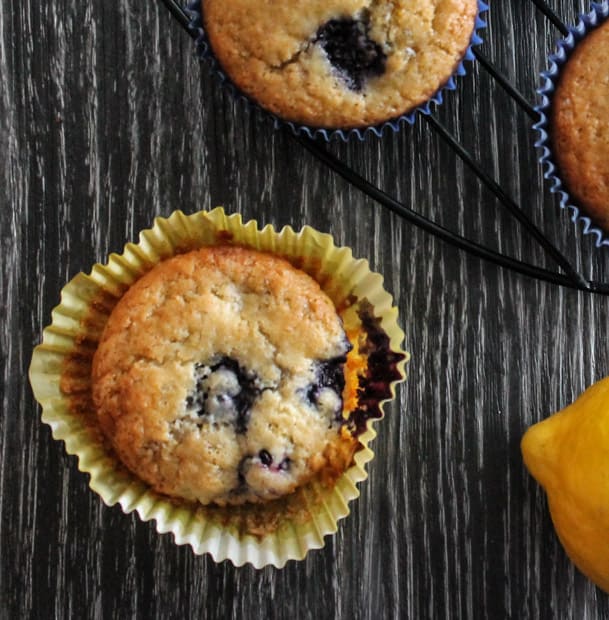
<box><xmin>258</xmin><ymin>449</ymin><xmax>273</xmax><ymax>466</ymax></box>
<box><xmin>257</xmin><ymin>450</ymin><xmax>291</xmax><ymax>471</ymax></box>
<box><xmin>186</xmin><ymin>357</ymin><xmax>262</xmax><ymax>433</ymax></box>
<box><xmin>316</xmin><ymin>17</ymin><xmax>386</xmax><ymax>91</ymax></box>
<box><xmin>278</xmin><ymin>457</ymin><xmax>291</xmax><ymax>471</ymax></box>
<box><xmin>234</xmin><ymin>452</ymin><xmax>292</xmax><ymax>495</ymax></box>
<box><xmin>304</xmin><ymin>354</ymin><xmax>348</xmax><ymax>418</ymax></box>
<box><xmin>348</xmin><ymin>300</ymin><xmax>406</xmax><ymax>435</ymax></box>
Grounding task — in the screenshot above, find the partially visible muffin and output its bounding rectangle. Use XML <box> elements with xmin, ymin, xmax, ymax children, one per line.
<box><xmin>201</xmin><ymin>0</ymin><xmax>479</xmax><ymax>129</ymax></box>
<box><xmin>92</xmin><ymin>246</ymin><xmax>357</xmax><ymax>506</ymax></box>
<box><xmin>552</xmin><ymin>19</ymin><xmax>609</xmax><ymax>231</ymax></box>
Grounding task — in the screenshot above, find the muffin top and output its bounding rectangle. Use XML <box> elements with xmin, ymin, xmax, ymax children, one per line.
<box><xmin>202</xmin><ymin>0</ymin><xmax>479</xmax><ymax>129</ymax></box>
<box><xmin>92</xmin><ymin>246</ymin><xmax>356</xmax><ymax>506</ymax></box>
<box><xmin>552</xmin><ymin>19</ymin><xmax>609</xmax><ymax>231</ymax></box>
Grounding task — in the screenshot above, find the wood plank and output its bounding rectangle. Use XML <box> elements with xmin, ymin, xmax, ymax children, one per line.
<box><xmin>3</xmin><ymin>1</ymin><xmax>609</xmax><ymax>617</ymax></box>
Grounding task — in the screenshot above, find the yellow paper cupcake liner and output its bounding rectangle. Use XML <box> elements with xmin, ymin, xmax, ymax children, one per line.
<box><xmin>29</xmin><ymin>208</ymin><xmax>408</xmax><ymax>568</ymax></box>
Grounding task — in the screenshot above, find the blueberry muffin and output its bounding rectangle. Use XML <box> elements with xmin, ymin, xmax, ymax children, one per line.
<box><xmin>92</xmin><ymin>246</ymin><xmax>357</xmax><ymax>506</ymax></box>
<box><xmin>551</xmin><ymin>18</ymin><xmax>609</xmax><ymax>231</ymax></box>
<box><xmin>31</xmin><ymin>208</ymin><xmax>408</xmax><ymax>564</ymax></box>
<box><xmin>201</xmin><ymin>0</ymin><xmax>479</xmax><ymax>129</ymax></box>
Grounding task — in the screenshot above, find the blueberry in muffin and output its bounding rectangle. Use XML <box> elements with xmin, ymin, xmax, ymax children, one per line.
<box><xmin>315</xmin><ymin>17</ymin><xmax>386</xmax><ymax>91</ymax></box>
<box><xmin>186</xmin><ymin>357</ymin><xmax>263</xmax><ymax>434</ymax></box>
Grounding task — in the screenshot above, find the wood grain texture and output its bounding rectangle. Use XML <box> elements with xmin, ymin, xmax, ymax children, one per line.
<box><xmin>3</xmin><ymin>0</ymin><xmax>609</xmax><ymax>618</ymax></box>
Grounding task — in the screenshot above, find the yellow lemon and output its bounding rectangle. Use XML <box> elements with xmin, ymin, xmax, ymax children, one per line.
<box><xmin>521</xmin><ymin>376</ymin><xmax>609</xmax><ymax>593</ymax></box>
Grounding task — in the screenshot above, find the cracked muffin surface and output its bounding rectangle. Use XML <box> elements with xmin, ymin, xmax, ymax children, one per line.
<box><xmin>202</xmin><ymin>0</ymin><xmax>478</xmax><ymax>128</ymax></box>
<box><xmin>92</xmin><ymin>246</ymin><xmax>357</xmax><ymax>506</ymax></box>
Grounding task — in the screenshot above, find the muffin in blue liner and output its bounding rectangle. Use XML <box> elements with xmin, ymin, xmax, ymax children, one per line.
<box><xmin>534</xmin><ymin>2</ymin><xmax>609</xmax><ymax>248</ymax></box>
<box><xmin>185</xmin><ymin>1</ymin><xmax>488</xmax><ymax>142</ymax></box>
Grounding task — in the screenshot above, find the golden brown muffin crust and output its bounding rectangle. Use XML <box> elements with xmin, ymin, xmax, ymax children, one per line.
<box><xmin>202</xmin><ymin>0</ymin><xmax>479</xmax><ymax>128</ymax></box>
<box><xmin>552</xmin><ymin>20</ymin><xmax>609</xmax><ymax>231</ymax></box>
<box><xmin>92</xmin><ymin>246</ymin><xmax>356</xmax><ymax>506</ymax></box>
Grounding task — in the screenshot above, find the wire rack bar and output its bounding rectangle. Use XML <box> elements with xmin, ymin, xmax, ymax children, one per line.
<box><xmin>422</xmin><ymin>115</ymin><xmax>589</xmax><ymax>289</ymax></box>
<box><xmin>162</xmin><ymin>0</ymin><xmax>192</xmax><ymax>28</ymax></box>
<box><xmin>294</xmin><ymin>136</ymin><xmax>583</xmax><ymax>290</ymax></box>
<box><xmin>531</xmin><ymin>0</ymin><xmax>570</xmax><ymax>36</ymax></box>
<box><xmin>471</xmin><ymin>49</ymin><xmax>537</xmax><ymax>119</ymax></box>
<box><xmin>159</xmin><ymin>0</ymin><xmax>609</xmax><ymax>295</ymax></box>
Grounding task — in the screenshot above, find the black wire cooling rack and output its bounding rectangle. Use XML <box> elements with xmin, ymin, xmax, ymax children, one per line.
<box><xmin>159</xmin><ymin>0</ymin><xmax>609</xmax><ymax>295</ymax></box>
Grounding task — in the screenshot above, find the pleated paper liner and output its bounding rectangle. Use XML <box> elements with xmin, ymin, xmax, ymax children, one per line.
<box><xmin>534</xmin><ymin>2</ymin><xmax>609</xmax><ymax>247</ymax></box>
<box><xmin>29</xmin><ymin>208</ymin><xmax>408</xmax><ymax>568</ymax></box>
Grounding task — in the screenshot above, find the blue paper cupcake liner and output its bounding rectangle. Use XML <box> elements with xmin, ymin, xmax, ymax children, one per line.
<box><xmin>534</xmin><ymin>2</ymin><xmax>609</xmax><ymax>248</ymax></box>
<box><xmin>186</xmin><ymin>1</ymin><xmax>488</xmax><ymax>142</ymax></box>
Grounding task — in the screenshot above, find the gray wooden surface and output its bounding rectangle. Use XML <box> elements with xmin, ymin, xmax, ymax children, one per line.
<box><xmin>3</xmin><ymin>1</ymin><xmax>609</xmax><ymax>618</ymax></box>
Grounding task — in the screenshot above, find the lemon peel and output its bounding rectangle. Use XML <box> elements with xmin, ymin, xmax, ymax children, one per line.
<box><xmin>522</xmin><ymin>376</ymin><xmax>609</xmax><ymax>593</ymax></box>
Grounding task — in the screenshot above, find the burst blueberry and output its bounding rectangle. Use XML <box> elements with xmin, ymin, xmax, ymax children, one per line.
<box><xmin>305</xmin><ymin>354</ymin><xmax>348</xmax><ymax>408</ymax></box>
<box><xmin>186</xmin><ymin>357</ymin><xmax>262</xmax><ymax>433</ymax></box>
<box><xmin>259</xmin><ymin>449</ymin><xmax>273</xmax><ymax>466</ymax></box>
<box><xmin>316</xmin><ymin>17</ymin><xmax>387</xmax><ymax>91</ymax></box>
